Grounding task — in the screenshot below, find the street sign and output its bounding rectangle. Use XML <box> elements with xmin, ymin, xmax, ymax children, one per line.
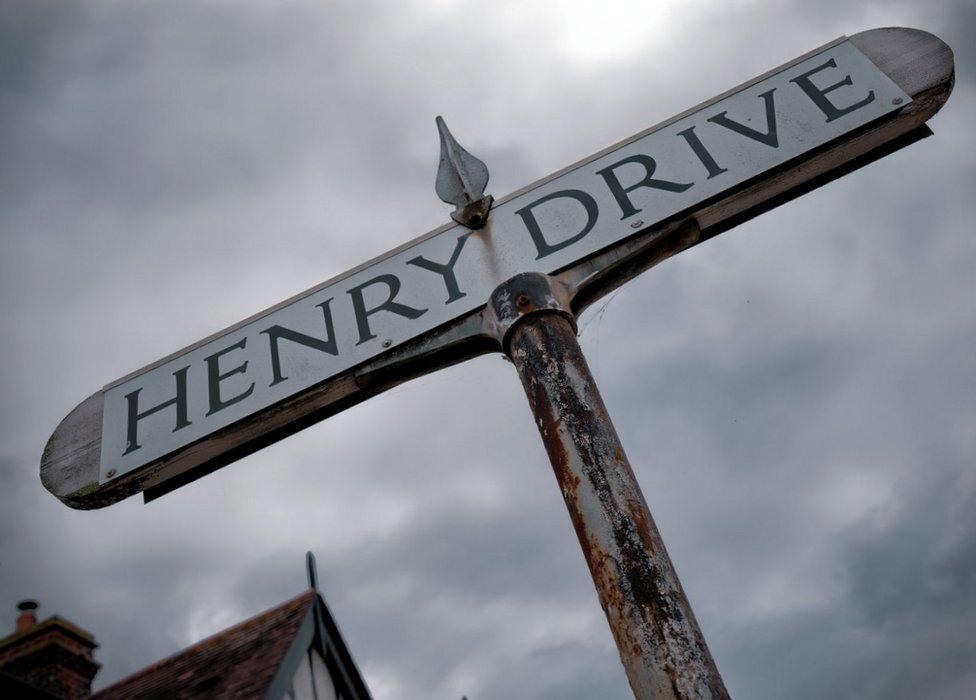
<box><xmin>42</xmin><ymin>28</ymin><xmax>953</xmax><ymax>509</ymax></box>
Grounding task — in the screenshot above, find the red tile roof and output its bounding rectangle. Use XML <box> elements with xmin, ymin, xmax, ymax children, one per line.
<box><xmin>93</xmin><ymin>590</ymin><xmax>316</xmax><ymax>700</ymax></box>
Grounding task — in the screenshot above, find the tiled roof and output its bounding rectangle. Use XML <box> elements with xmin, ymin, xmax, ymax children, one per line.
<box><xmin>93</xmin><ymin>590</ymin><xmax>316</xmax><ymax>700</ymax></box>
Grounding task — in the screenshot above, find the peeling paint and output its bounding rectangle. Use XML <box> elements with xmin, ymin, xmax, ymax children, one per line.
<box><xmin>490</xmin><ymin>272</ymin><xmax>729</xmax><ymax>699</ymax></box>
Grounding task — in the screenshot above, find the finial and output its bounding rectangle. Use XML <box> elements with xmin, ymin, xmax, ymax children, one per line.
<box><xmin>306</xmin><ymin>551</ymin><xmax>318</xmax><ymax>591</ymax></box>
<box><xmin>435</xmin><ymin>116</ymin><xmax>493</xmax><ymax>229</ymax></box>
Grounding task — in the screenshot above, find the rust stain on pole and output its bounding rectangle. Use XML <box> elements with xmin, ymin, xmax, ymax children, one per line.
<box><xmin>488</xmin><ymin>272</ymin><xmax>729</xmax><ymax>699</ymax></box>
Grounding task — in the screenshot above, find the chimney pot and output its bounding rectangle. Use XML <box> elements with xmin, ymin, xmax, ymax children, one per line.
<box><xmin>15</xmin><ymin>600</ymin><xmax>38</xmax><ymax>633</ymax></box>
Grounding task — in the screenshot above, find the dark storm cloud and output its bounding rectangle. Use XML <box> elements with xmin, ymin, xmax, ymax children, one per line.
<box><xmin>1</xmin><ymin>2</ymin><xmax>370</xmax><ymax>213</ymax></box>
<box><xmin>1</xmin><ymin>0</ymin><xmax>974</xmax><ymax>698</ymax></box>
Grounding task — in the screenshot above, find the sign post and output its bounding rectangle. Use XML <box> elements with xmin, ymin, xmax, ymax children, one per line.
<box><xmin>41</xmin><ymin>27</ymin><xmax>953</xmax><ymax>698</ymax></box>
<box><xmin>487</xmin><ymin>270</ymin><xmax>727</xmax><ymax>697</ymax></box>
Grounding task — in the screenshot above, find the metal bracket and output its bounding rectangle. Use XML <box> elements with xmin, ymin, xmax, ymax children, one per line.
<box><xmin>451</xmin><ymin>194</ymin><xmax>493</xmax><ymax>229</ymax></box>
<box><xmin>483</xmin><ymin>272</ymin><xmax>575</xmax><ymax>354</ymax></box>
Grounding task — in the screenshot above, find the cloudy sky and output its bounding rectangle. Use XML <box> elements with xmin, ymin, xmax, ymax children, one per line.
<box><xmin>1</xmin><ymin>1</ymin><xmax>973</xmax><ymax>698</ymax></box>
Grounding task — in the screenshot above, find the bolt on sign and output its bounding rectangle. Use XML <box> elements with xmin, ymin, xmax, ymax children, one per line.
<box><xmin>42</xmin><ymin>29</ymin><xmax>952</xmax><ymax>509</ymax></box>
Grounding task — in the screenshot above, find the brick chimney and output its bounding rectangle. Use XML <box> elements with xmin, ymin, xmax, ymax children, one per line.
<box><xmin>16</xmin><ymin>600</ymin><xmax>38</xmax><ymax>633</ymax></box>
<box><xmin>0</xmin><ymin>600</ymin><xmax>99</xmax><ymax>699</ymax></box>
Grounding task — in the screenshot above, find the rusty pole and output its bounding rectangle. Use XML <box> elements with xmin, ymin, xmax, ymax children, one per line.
<box><xmin>486</xmin><ymin>273</ymin><xmax>729</xmax><ymax>700</ymax></box>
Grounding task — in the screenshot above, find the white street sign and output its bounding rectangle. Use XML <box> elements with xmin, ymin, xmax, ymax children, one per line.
<box><xmin>41</xmin><ymin>29</ymin><xmax>954</xmax><ymax>508</ymax></box>
<box><xmin>99</xmin><ymin>40</ymin><xmax>907</xmax><ymax>482</ymax></box>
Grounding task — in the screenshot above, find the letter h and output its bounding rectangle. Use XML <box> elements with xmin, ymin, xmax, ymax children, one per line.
<box><xmin>122</xmin><ymin>366</ymin><xmax>192</xmax><ymax>455</ymax></box>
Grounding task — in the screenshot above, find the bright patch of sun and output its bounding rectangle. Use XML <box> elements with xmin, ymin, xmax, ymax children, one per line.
<box><xmin>556</xmin><ymin>0</ymin><xmax>733</xmax><ymax>69</ymax></box>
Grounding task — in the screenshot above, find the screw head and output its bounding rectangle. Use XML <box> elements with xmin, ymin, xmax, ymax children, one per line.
<box><xmin>381</xmin><ymin>339</ymin><xmax>392</xmax><ymax>348</ymax></box>
<box><xmin>630</xmin><ymin>219</ymin><xmax>644</xmax><ymax>229</ymax></box>
<box><xmin>892</xmin><ymin>97</ymin><xmax>903</xmax><ymax>105</ymax></box>
<box><xmin>106</xmin><ymin>469</ymin><xmax>117</xmax><ymax>478</ymax></box>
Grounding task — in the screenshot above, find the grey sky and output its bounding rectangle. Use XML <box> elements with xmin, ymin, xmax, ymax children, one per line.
<box><xmin>1</xmin><ymin>1</ymin><xmax>973</xmax><ymax>698</ymax></box>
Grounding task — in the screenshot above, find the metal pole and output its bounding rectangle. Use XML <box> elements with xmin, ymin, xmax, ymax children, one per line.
<box><xmin>486</xmin><ymin>273</ymin><xmax>729</xmax><ymax>700</ymax></box>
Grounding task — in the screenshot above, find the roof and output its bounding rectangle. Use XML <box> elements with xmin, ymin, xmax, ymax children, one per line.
<box><xmin>93</xmin><ymin>591</ymin><xmax>317</xmax><ymax>700</ymax></box>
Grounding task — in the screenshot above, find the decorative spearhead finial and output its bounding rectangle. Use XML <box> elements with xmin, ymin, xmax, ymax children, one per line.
<box><xmin>435</xmin><ymin>116</ymin><xmax>493</xmax><ymax>229</ymax></box>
